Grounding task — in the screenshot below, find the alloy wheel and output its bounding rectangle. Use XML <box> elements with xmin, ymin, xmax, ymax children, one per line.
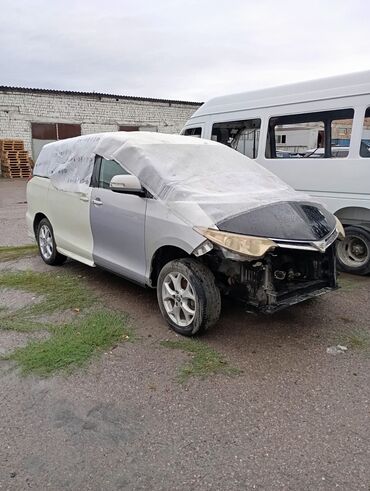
<box><xmin>39</xmin><ymin>224</ymin><xmax>53</xmax><ymax>260</ymax></box>
<box><xmin>161</xmin><ymin>272</ymin><xmax>197</xmax><ymax>327</ymax></box>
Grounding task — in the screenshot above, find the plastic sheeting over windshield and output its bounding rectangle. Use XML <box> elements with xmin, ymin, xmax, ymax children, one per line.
<box><xmin>34</xmin><ymin>132</ymin><xmax>313</xmax><ymax>227</ymax></box>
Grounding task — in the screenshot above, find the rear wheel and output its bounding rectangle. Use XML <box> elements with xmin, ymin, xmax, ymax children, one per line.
<box><xmin>336</xmin><ymin>226</ymin><xmax>370</xmax><ymax>275</ymax></box>
<box><xmin>36</xmin><ymin>218</ymin><xmax>67</xmax><ymax>266</ymax></box>
<box><xmin>157</xmin><ymin>258</ymin><xmax>221</xmax><ymax>336</ymax></box>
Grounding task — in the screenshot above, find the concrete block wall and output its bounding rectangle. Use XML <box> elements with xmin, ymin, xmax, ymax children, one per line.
<box><xmin>0</xmin><ymin>89</ymin><xmax>201</xmax><ymax>157</ymax></box>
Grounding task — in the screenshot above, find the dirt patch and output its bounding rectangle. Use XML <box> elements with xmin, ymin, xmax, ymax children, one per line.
<box><xmin>0</xmin><ymin>330</ymin><xmax>50</xmax><ymax>356</ymax></box>
<box><xmin>0</xmin><ymin>289</ymin><xmax>43</xmax><ymax>311</ymax></box>
<box><xmin>0</xmin><ymin>256</ymin><xmax>53</xmax><ymax>273</ymax></box>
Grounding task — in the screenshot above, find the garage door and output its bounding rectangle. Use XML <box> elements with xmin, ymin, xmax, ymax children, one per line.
<box><xmin>32</xmin><ymin>123</ymin><xmax>81</xmax><ymax>160</ymax></box>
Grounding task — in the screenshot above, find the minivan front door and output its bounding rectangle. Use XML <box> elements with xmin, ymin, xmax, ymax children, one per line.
<box><xmin>90</xmin><ymin>157</ymin><xmax>147</xmax><ymax>284</ymax></box>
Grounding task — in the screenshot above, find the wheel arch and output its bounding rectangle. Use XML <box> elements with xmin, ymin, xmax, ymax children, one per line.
<box><xmin>33</xmin><ymin>212</ymin><xmax>48</xmax><ymax>236</ymax></box>
<box><xmin>149</xmin><ymin>245</ymin><xmax>190</xmax><ymax>287</ymax></box>
<box><xmin>334</xmin><ymin>206</ymin><xmax>370</xmax><ymax>232</ymax></box>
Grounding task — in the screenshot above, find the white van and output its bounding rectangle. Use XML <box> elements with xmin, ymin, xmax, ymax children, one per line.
<box><xmin>182</xmin><ymin>71</ymin><xmax>370</xmax><ymax>275</ymax></box>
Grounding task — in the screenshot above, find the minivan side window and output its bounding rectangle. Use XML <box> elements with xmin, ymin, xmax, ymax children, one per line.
<box><xmin>360</xmin><ymin>107</ymin><xmax>370</xmax><ymax>158</ymax></box>
<box><xmin>266</xmin><ymin>109</ymin><xmax>354</xmax><ymax>159</ymax></box>
<box><xmin>183</xmin><ymin>127</ymin><xmax>202</xmax><ymax>137</ymax></box>
<box><xmin>91</xmin><ymin>157</ymin><xmax>130</xmax><ymax>189</ymax></box>
<box><xmin>211</xmin><ymin>119</ymin><xmax>261</xmax><ymax>159</ymax></box>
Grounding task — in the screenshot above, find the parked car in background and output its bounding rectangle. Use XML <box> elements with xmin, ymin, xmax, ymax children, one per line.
<box><xmin>182</xmin><ymin>70</ymin><xmax>370</xmax><ymax>275</ymax></box>
<box><xmin>27</xmin><ymin>132</ymin><xmax>343</xmax><ymax>335</ymax></box>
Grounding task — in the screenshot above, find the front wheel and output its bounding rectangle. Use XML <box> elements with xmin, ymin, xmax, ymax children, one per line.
<box><xmin>36</xmin><ymin>218</ymin><xmax>67</xmax><ymax>266</ymax></box>
<box><xmin>157</xmin><ymin>258</ymin><xmax>221</xmax><ymax>336</ymax></box>
<box><xmin>336</xmin><ymin>226</ymin><xmax>370</xmax><ymax>275</ymax></box>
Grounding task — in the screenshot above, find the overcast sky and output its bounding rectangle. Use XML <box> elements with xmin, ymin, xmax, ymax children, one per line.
<box><xmin>1</xmin><ymin>0</ymin><xmax>369</xmax><ymax>102</ymax></box>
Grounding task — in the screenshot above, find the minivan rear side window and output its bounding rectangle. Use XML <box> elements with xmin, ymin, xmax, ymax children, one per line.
<box><xmin>266</xmin><ymin>109</ymin><xmax>354</xmax><ymax>159</ymax></box>
<box><xmin>211</xmin><ymin>119</ymin><xmax>261</xmax><ymax>159</ymax></box>
<box><xmin>360</xmin><ymin>107</ymin><xmax>370</xmax><ymax>158</ymax></box>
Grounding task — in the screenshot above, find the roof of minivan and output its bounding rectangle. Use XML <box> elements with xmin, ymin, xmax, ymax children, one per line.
<box><xmin>34</xmin><ymin>131</ymin><xmax>310</xmax><ymax>226</ymax></box>
<box><xmin>190</xmin><ymin>70</ymin><xmax>370</xmax><ymax>118</ymax></box>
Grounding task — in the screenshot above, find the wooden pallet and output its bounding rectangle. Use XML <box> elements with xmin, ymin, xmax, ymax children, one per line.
<box><xmin>2</xmin><ymin>161</ymin><xmax>31</xmax><ymax>168</ymax></box>
<box><xmin>0</xmin><ymin>139</ymin><xmax>24</xmax><ymax>152</ymax></box>
<box><xmin>1</xmin><ymin>170</ymin><xmax>31</xmax><ymax>178</ymax></box>
<box><xmin>3</xmin><ymin>150</ymin><xmax>29</xmax><ymax>158</ymax></box>
<box><xmin>0</xmin><ymin>139</ymin><xmax>32</xmax><ymax>178</ymax></box>
<box><xmin>1</xmin><ymin>173</ymin><xmax>29</xmax><ymax>179</ymax></box>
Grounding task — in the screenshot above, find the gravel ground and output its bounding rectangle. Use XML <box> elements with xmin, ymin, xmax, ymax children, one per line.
<box><xmin>0</xmin><ymin>180</ymin><xmax>370</xmax><ymax>490</ymax></box>
<box><xmin>0</xmin><ymin>179</ymin><xmax>33</xmax><ymax>246</ymax></box>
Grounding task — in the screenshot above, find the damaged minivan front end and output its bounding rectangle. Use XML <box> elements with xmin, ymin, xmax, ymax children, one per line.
<box><xmin>194</xmin><ymin>201</ymin><xmax>344</xmax><ymax>313</ymax></box>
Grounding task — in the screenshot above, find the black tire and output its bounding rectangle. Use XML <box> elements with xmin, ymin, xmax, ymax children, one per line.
<box><xmin>36</xmin><ymin>218</ymin><xmax>67</xmax><ymax>266</ymax></box>
<box><xmin>336</xmin><ymin>226</ymin><xmax>370</xmax><ymax>275</ymax></box>
<box><xmin>157</xmin><ymin>258</ymin><xmax>221</xmax><ymax>336</ymax></box>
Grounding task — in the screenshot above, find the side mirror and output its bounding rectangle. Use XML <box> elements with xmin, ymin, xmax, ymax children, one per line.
<box><xmin>110</xmin><ymin>174</ymin><xmax>144</xmax><ymax>195</ymax></box>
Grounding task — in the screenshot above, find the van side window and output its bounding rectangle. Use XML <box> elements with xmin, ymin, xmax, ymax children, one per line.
<box><xmin>266</xmin><ymin>109</ymin><xmax>354</xmax><ymax>159</ymax></box>
<box><xmin>360</xmin><ymin>107</ymin><xmax>370</xmax><ymax>158</ymax></box>
<box><xmin>183</xmin><ymin>127</ymin><xmax>202</xmax><ymax>137</ymax></box>
<box><xmin>91</xmin><ymin>156</ymin><xmax>130</xmax><ymax>189</ymax></box>
<box><xmin>211</xmin><ymin>119</ymin><xmax>261</xmax><ymax>159</ymax></box>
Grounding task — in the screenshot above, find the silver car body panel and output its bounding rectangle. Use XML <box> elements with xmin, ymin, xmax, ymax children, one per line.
<box><xmin>144</xmin><ymin>199</ymin><xmax>205</xmax><ymax>284</ymax></box>
<box><xmin>90</xmin><ymin>187</ymin><xmax>147</xmax><ymax>284</ymax></box>
<box><xmin>90</xmin><ymin>188</ymin><xmax>205</xmax><ymax>286</ymax></box>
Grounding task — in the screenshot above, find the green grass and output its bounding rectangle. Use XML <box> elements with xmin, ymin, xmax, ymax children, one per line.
<box><xmin>0</xmin><ymin>270</ymin><xmax>133</xmax><ymax>375</ymax></box>
<box><xmin>161</xmin><ymin>339</ymin><xmax>240</xmax><ymax>382</ymax></box>
<box><xmin>338</xmin><ymin>276</ymin><xmax>362</xmax><ymax>292</ymax></box>
<box><xmin>344</xmin><ymin>329</ymin><xmax>370</xmax><ymax>351</ymax></box>
<box><xmin>0</xmin><ymin>245</ymin><xmax>38</xmax><ymax>262</ymax></box>
<box><xmin>8</xmin><ymin>310</ymin><xmax>132</xmax><ymax>376</ymax></box>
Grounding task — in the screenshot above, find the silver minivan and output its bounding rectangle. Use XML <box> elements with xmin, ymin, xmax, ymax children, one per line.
<box><xmin>27</xmin><ymin>132</ymin><xmax>343</xmax><ymax>336</ymax></box>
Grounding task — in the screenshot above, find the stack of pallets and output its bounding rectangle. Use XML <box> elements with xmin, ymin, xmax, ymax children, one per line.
<box><xmin>0</xmin><ymin>139</ymin><xmax>33</xmax><ymax>178</ymax></box>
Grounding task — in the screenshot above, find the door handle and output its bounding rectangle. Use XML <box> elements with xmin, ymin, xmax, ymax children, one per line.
<box><xmin>93</xmin><ymin>198</ymin><xmax>103</xmax><ymax>206</ymax></box>
<box><xmin>80</xmin><ymin>195</ymin><xmax>89</xmax><ymax>202</ymax></box>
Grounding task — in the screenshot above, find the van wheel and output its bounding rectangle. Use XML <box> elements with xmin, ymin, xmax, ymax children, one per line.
<box><xmin>157</xmin><ymin>258</ymin><xmax>221</xmax><ymax>336</ymax></box>
<box><xmin>336</xmin><ymin>226</ymin><xmax>370</xmax><ymax>275</ymax></box>
<box><xmin>36</xmin><ymin>218</ymin><xmax>66</xmax><ymax>266</ymax></box>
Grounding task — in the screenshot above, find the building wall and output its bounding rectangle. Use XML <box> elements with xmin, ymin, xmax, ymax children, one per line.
<box><xmin>0</xmin><ymin>89</ymin><xmax>200</xmax><ymax>158</ymax></box>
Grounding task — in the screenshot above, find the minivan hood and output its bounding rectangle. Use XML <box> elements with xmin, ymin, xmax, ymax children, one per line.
<box><xmin>216</xmin><ymin>201</ymin><xmax>336</xmax><ymax>241</ymax></box>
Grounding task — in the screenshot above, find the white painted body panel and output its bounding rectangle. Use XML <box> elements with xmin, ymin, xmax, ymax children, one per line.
<box><xmin>26</xmin><ymin>176</ymin><xmax>50</xmax><ymax>239</ymax></box>
<box><xmin>47</xmin><ymin>184</ymin><xmax>94</xmax><ymax>265</ymax></box>
<box><xmin>27</xmin><ymin>177</ymin><xmax>94</xmax><ymax>266</ymax></box>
